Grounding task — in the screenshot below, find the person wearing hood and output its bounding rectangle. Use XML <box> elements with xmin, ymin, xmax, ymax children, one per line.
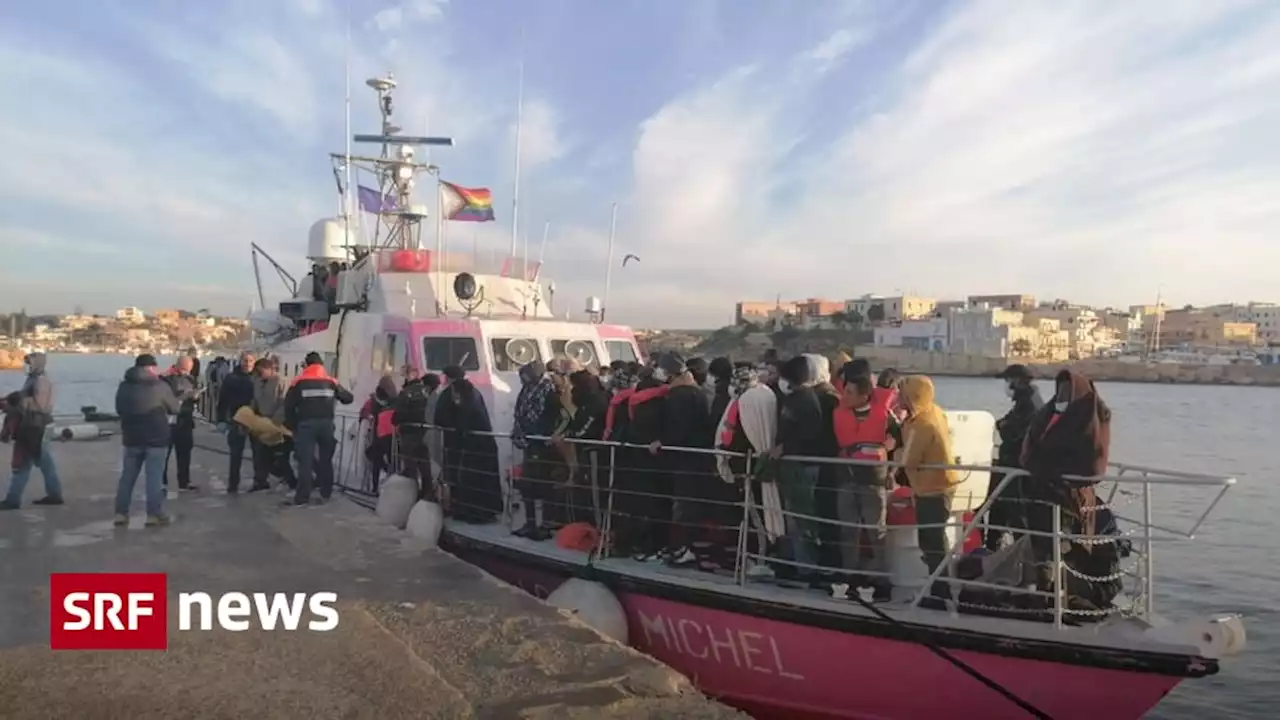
<box><xmin>646</xmin><ymin>352</ymin><xmax>716</xmax><ymax>567</ymax></box>
<box><xmin>162</xmin><ymin>356</ymin><xmax>200</xmax><ymax>492</ymax></box>
<box><xmin>707</xmin><ymin>356</ymin><xmax>734</xmax><ymax>425</ymax></box>
<box><xmin>434</xmin><ymin>365</ymin><xmax>502</xmax><ymax>523</ymax></box>
<box><xmin>715</xmin><ymin>363</ymin><xmax>785</xmax><ymax>577</ymax></box>
<box><xmin>985</xmin><ymin>364</ymin><xmax>1044</xmax><ymax>550</ymax></box>
<box><xmin>512</xmin><ymin>360</ymin><xmax>560</xmax><ymax>539</ymax></box>
<box><xmin>1</xmin><ymin>352</ymin><xmax>63</xmax><ymax>509</ymax></box>
<box><xmin>216</xmin><ymin>351</ymin><xmax>259</xmax><ymax>494</ymax></box>
<box><xmin>393</xmin><ymin>366</ymin><xmax>433</xmax><ymax>497</ymax></box>
<box><xmin>898</xmin><ymin>375</ymin><xmax>962</xmax><ymax>585</ymax></box>
<box><xmin>112</xmin><ymin>354</ymin><xmax>187</xmax><ymax>526</ymax></box>
<box><xmin>283</xmin><ymin>352</ymin><xmax>355</xmax><ymax>506</ymax></box>
<box><xmin>1020</xmin><ymin>369</ymin><xmax>1118</xmax><ymax>606</ymax></box>
<box><xmin>361</xmin><ymin>373</ymin><xmax>400</xmax><ymax>488</ymax></box>
<box><xmin>770</xmin><ymin>355</ymin><xmax>827</xmax><ymax>581</ymax></box>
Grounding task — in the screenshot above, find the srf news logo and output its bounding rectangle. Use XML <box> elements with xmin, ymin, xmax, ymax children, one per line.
<box><xmin>50</xmin><ymin>573</ymin><xmax>339</xmax><ymax>650</ymax></box>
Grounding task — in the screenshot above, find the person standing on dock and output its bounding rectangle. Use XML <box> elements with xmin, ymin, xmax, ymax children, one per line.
<box><xmin>0</xmin><ymin>352</ymin><xmax>63</xmax><ymax>510</ymax></box>
<box><xmin>282</xmin><ymin>352</ymin><xmax>353</xmax><ymax>507</ymax></box>
<box><xmin>250</xmin><ymin>358</ymin><xmax>295</xmax><ymax>492</ymax></box>
<box><xmin>162</xmin><ymin>356</ymin><xmax>199</xmax><ymax>492</ymax></box>
<box><xmin>113</xmin><ymin>354</ymin><xmax>186</xmax><ymax>526</ymax></box>
<box><xmin>216</xmin><ymin>351</ymin><xmax>257</xmax><ymax>494</ymax></box>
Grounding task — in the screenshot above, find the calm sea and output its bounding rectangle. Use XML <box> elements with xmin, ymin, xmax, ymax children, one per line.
<box><xmin>2</xmin><ymin>353</ymin><xmax>1273</xmax><ymax>718</ymax></box>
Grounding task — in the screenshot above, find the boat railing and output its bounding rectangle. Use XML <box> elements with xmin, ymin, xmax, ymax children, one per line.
<box><xmin>316</xmin><ymin>414</ymin><xmax>1234</xmax><ymax>628</ymax></box>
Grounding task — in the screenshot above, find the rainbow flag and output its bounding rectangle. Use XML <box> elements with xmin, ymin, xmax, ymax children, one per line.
<box><xmin>440</xmin><ymin>181</ymin><xmax>495</xmax><ymax>222</ymax></box>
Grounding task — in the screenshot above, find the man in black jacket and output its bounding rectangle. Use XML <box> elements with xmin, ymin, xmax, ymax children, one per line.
<box><xmin>283</xmin><ymin>352</ymin><xmax>354</xmax><ymax>507</ymax></box>
<box><xmin>986</xmin><ymin>364</ymin><xmax>1044</xmax><ymax>550</ymax></box>
<box><xmin>393</xmin><ymin>366</ymin><xmax>432</xmax><ymax>495</ymax></box>
<box><xmin>114</xmin><ymin>354</ymin><xmax>189</xmax><ymax>527</ymax></box>
<box><xmin>216</xmin><ymin>351</ymin><xmax>257</xmax><ymax>494</ymax></box>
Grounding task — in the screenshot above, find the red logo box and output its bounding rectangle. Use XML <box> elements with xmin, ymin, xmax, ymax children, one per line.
<box><xmin>49</xmin><ymin>573</ymin><xmax>169</xmax><ymax>650</ymax></box>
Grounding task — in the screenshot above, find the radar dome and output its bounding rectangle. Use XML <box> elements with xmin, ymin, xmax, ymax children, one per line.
<box><xmin>307</xmin><ymin>218</ymin><xmax>355</xmax><ymax>262</ymax></box>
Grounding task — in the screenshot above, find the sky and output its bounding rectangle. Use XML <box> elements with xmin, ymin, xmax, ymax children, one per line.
<box><xmin>2</xmin><ymin>0</ymin><xmax>1280</xmax><ymax>328</ymax></box>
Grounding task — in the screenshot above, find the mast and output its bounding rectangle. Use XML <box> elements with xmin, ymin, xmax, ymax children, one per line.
<box><xmin>342</xmin><ymin>0</ymin><xmax>353</xmax><ymax>241</ymax></box>
<box><xmin>509</xmin><ymin>37</ymin><xmax>525</xmax><ymax>260</ymax></box>
<box><xmin>602</xmin><ymin>202</ymin><xmax>618</xmax><ymax>323</ymax></box>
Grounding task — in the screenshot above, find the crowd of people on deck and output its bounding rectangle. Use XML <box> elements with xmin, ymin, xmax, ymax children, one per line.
<box><xmin>348</xmin><ymin>348</ymin><xmax>1122</xmax><ymax>612</ymax></box>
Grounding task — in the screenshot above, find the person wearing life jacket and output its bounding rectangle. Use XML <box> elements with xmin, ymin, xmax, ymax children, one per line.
<box><xmin>361</xmin><ymin>374</ymin><xmax>400</xmax><ymax>490</ymax></box>
<box><xmin>283</xmin><ymin>352</ymin><xmax>354</xmax><ymax>507</ymax></box>
<box><xmin>832</xmin><ymin>372</ymin><xmax>904</xmax><ymax>602</ymax></box>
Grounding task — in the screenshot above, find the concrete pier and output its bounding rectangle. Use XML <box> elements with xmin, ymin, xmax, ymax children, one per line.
<box><xmin>0</xmin><ymin>429</ymin><xmax>746</xmax><ymax>719</ymax></box>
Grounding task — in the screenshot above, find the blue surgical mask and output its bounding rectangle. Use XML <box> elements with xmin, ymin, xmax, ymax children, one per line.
<box><xmin>778</xmin><ymin>378</ymin><xmax>792</xmax><ymax>394</ymax></box>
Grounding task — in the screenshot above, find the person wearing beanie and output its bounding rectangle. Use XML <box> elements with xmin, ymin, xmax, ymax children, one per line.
<box><xmin>771</xmin><ymin>354</ymin><xmax>826</xmax><ymax>583</ymax></box>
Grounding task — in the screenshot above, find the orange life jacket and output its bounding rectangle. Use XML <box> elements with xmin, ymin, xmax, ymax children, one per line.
<box><xmin>833</xmin><ymin>400</ymin><xmax>891</xmax><ymax>462</ymax></box>
<box><xmin>289</xmin><ymin>363</ymin><xmax>335</xmax><ymax>387</ymax></box>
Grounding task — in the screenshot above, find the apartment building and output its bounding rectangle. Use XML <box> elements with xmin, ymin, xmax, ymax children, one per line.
<box><xmin>153</xmin><ymin>309</ymin><xmax>182</xmax><ymax>325</ymax></box>
<box><xmin>845</xmin><ymin>294</ymin><xmax>936</xmax><ymax>322</ymax></box>
<box><xmin>1024</xmin><ymin>306</ymin><xmax>1101</xmax><ymax>358</ymax></box>
<box><xmin>967</xmin><ymin>294</ymin><xmax>1036</xmax><ymax>311</ymax></box>
<box><xmin>948</xmin><ymin>305</ymin><xmax>1039</xmax><ymax>358</ymax></box>
<box><xmin>734</xmin><ymin>300</ymin><xmax>798</xmax><ymax>326</ymax></box>
<box><xmin>1158</xmin><ymin>308</ymin><xmax>1257</xmax><ymax>348</ymax></box>
<box><xmin>116</xmin><ymin>307</ymin><xmax>146</xmax><ymax>324</ymax></box>
<box><xmin>873</xmin><ymin>318</ymin><xmax>949</xmax><ymax>352</ymax></box>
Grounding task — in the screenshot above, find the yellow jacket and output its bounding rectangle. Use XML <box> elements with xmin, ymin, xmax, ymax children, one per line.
<box><xmin>899</xmin><ymin>375</ymin><xmax>961</xmax><ymax>496</ymax></box>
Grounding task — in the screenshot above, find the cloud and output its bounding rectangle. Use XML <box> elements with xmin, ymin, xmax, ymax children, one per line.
<box><xmin>606</xmin><ymin>0</ymin><xmax>1280</xmax><ymax>327</ymax></box>
<box><xmin>5</xmin><ymin>1</ymin><xmax>1280</xmax><ymax>329</ymax></box>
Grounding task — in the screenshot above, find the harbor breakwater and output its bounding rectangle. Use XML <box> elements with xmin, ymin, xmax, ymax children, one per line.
<box><xmin>850</xmin><ymin>345</ymin><xmax>1280</xmax><ymax>387</ymax></box>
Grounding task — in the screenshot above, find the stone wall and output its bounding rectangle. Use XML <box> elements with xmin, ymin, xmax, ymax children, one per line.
<box><xmin>851</xmin><ymin>345</ymin><xmax>1280</xmax><ymax>387</ymax></box>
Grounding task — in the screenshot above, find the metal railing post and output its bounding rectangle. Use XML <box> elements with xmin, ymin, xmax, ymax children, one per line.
<box><xmin>1051</xmin><ymin>506</ymin><xmax>1063</xmax><ymax>629</ymax></box>
<box><xmin>1143</xmin><ymin>479</ymin><xmax>1155</xmax><ymax>620</ymax></box>
<box><xmin>736</xmin><ymin>452</ymin><xmax>753</xmax><ymax>586</ymax></box>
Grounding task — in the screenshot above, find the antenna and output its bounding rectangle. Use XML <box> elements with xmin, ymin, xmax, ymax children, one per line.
<box><xmin>509</xmin><ymin>31</ymin><xmax>525</xmax><ymax>260</ymax></box>
<box><xmin>536</xmin><ymin>220</ymin><xmax>550</xmax><ymax>278</ymax></box>
<box><xmin>602</xmin><ymin>202</ymin><xmax>618</xmax><ymax>323</ymax></box>
<box><xmin>342</xmin><ymin>0</ymin><xmax>353</xmax><ymax>238</ymax></box>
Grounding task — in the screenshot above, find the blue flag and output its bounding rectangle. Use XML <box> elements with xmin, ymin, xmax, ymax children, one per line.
<box><xmin>357</xmin><ymin>185</ymin><xmax>398</xmax><ymax>213</ymax></box>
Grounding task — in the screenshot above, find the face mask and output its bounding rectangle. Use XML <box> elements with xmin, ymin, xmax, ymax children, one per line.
<box><xmin>653</xmin><ymin>367</ymin><xmax>668</xmax><ymax>383</ymax></box>
<box><xmin>778</xmin><ymin>378</ymin><xmax>792</xmax><ymax>394</ymax></box>
<box><xmin>1054</xmin><ymin>401</ymin><xmax>1068</xmax><ymax>413</ymax></box>
<box><xmin>855</xmin><ymin>403</ymin><xmax>871</xmax><ymax>412</ymax></box>
<box><xmin>600</xmin><ymin>372</ymin><xmax>612</xmax><ymax>387</ymax></box>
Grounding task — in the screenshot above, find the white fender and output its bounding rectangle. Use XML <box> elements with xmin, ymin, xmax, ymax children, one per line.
<box><xmin>375</xmin><ymin>474</ymin><xmax>419</xmax><ymax>529</ymax></box>
<box><xmin>546</xmin><ymin>578</ymin><xmax>629</xmax><ymax>644</ymax></box>
<box><xmin>405</xmin><ymin>500</ymin><xmax>444</xmax><ymax>547</ymax></box>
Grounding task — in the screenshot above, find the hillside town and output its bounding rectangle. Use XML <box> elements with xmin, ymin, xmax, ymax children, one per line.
<box><xmin>0</xmin><ymin>307</ymin><xmax>250</xmax><ymax>367</ymax></box>
<box><xmin>726</xmin><ymin>293</ymin><xmax>1279</xmax><ymax>364</ymax></box>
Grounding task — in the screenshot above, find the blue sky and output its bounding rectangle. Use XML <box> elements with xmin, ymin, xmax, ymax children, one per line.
<box><xmin>2</xmin><ymin>0</ymin><xmax>1280</xmax><ymax>327</ymax></box>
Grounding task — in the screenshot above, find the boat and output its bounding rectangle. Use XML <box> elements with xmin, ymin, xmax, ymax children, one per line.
<box><xmin>240</xmin><ymin>74</ymin><xmax>1246</xmax><ymax>720</ymax></box>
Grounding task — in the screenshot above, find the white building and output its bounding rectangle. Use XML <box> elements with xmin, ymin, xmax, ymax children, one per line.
<box><xmin>874</xmin><ymin>318</ymin><xmax>949</xmax><ymax>352</ymax></box>
<box><xmin>116</xmin><ymin>307</ymin><xmax>146</xmax><ymax>324</ymax></box>
<box><xmin>947</xmin><ymin>305</ymin><xmax>1038</xmax><ymax>358</ymax></box>
<box><xmin>1024</xmin><ymin>306</ymin><xmax>1100</xmax><ymax>358</ymax></box>
<box><xmin>1239</xmin><ymin>303</ymin><xmax>1280</xmax><ymax>345</ymax></box>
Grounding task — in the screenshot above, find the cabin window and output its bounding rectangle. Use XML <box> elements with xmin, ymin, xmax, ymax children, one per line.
<box><xmin>489</xmin><ymin>337</ymin><xmax>542</xmax><ymax>372</ymax></box>
<box><xmin>386</xmin><ymin>333</ymin><xmax>407</xmax><ymax>373</ymax></box>
<box><xmin>604</xmin><ymin>340</ymin><xmax>638</xmax><ymax>365</ymax></box>
<box><xmin>549</xmin><ymin>339</ymin><xmax>600</xmax><ymax>369</ymax></box>
<box><xmin>422</xmin><ymin>337</ymin><xmax>480</xmax><ymax>372</ymax></box>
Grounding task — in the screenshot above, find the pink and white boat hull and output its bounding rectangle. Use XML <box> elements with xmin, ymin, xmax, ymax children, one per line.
<box><xmin>446</xmin><ymin>536</ymin><xmax>1202</xmax><ymax>720</ymax></box>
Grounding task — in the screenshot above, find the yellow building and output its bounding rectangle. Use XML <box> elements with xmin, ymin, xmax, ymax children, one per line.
<box><xmin>1158</xmin><ymin>309</ymin><xmax>1257</xmax><ymax>348</ymax></box>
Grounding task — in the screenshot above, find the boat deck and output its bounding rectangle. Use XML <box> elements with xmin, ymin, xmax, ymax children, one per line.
<box><xmin>0</xmin><ymin>427</ymin><xmax>746</xmax><ymax>719</ymax></box>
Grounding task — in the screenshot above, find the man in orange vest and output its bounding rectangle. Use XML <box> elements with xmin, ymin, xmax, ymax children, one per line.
<box><xmin>832</xmin><ymin>372</ymin><xmax>903</xmax><ymax>602</ymax></box>
<box><xmin>283</xmin><ymin>352</ymin><xmax>354</xmax><ymax>507</ymax></box>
